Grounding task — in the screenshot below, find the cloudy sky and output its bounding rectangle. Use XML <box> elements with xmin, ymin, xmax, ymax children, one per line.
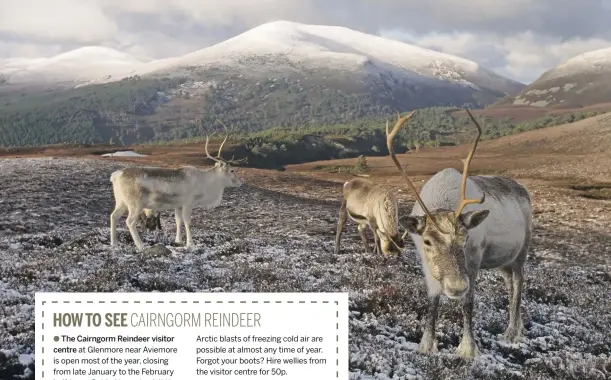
<box><xmin>1</xmin><ymin>0</ymin><xmax>610</xmax><ymax>83</ymax></box>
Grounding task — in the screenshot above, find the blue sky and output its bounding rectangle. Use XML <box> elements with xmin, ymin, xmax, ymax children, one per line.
<box><xmin>1</xmin><ymin>0</ymin><xmax>610</xmax><ymax>83</ymax></box>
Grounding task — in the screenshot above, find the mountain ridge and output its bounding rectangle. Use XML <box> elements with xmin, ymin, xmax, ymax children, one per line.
<box><xmin>1</xmin><ymin>20</ymin><xmax>524</xmax><ymax>94</ymax></box>
<box><xmin>0</xmin><ymin>21</ymin><xmax>529</xmax><ymax>148</ymax></box>
<box><xmin>493</xmin><ymin>46</ymin><xmax>611</xmax><ymax>109</ymax></box>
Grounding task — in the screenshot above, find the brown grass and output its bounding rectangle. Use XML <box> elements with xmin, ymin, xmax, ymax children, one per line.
<box><xmin>1</xmin><ymin>112</ymin><xmax>609</xmax><ymax>208</ymax></box>
<box><xmin>452</xmin><ymin>102</ymin><xmax>611</xmax><ymax>122</ymax></box>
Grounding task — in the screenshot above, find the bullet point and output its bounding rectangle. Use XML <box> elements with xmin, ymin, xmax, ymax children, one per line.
<box><xmin>54</xmin><ymin>336</ymin><xmax>59</xmax><ymax>342</ymax></box>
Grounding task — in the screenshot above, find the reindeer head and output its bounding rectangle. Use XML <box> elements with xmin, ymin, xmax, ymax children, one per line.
<box><xmin>203</xmin><ymin>120</ymin><xmax>247</xmax><ymax>188</ymax></box>
<box><xmin>378</xmin><ymin>231</ymin><xmax>405</xmax><ymax>256</ymax></box>
<box><xmin>138</xmin><ymin>211</ymin><xmax>162</xmax><ymax>232</ymax></box>
<box><xmin>387</xmin><ymin>109</ymin><xmax>489</xmax><ymax>299</ymax></box>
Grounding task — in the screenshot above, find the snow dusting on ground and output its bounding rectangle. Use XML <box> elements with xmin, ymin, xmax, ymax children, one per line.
<box><xmin>101</xmin><ymin>151</ymin><xmax>148</xmax><ymax>157</ymax></box>
<box><xmin>0</xmin><ymin>157</ymin><xmax>609</xmax><ymax>379</ymax></box>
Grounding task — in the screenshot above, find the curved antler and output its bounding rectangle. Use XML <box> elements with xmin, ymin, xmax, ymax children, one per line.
<box><xmin>386</xmin><ymin>110</ymin><xmax>443</xmax><ymax>232</ymax></box>
<box><xmin>225</xmin><ymin>155</ymin><xmax>249</xmax><ymax>165</ymax></box>
<box><xmin>199</xmin><ymin>118</ymin><xmax>222</xmax><ymax>164</ymax></box>
<box><xmin>215</xmin><ymin>119</ymin><xmax>248</xmax><ymax>165</ymax></box>
<box><xmin>454</xmin><ymin>109</ymin><xmax>485</xmax><ymax>217</ymax></box>
<box><xmin>215</xmin><ymin>119</ymin><xmax>232</xmax><ymax>159</ymax></box>
<box><xmin>204</xmin><ymin>131</ymin><xmax>223</xmax><ymax>164</ymax></box>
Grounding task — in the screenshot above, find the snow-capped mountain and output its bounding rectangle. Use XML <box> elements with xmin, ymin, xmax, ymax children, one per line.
<box><xmin>0</xmin><ymin>46</ymin><xmax>142</xmax><ymax>85</ymax></box>
<box><xmin>1</xmin><ymin>21</ymin><xmax>523</xmax><ymax>100</ymax></box>
<box><xmin>140</xmin><ymin>21</ymin><xmax>524</xmax><ymax>96</ymax></box>
<box><xmin>0</xmin><ymin>21</ymin><xmax>529</xmax><ymax>148</ymax></box>
<box><xmin>499</xmin><ymin>46</ymin><xmax>611</xmax><ymax>108</ymax></box>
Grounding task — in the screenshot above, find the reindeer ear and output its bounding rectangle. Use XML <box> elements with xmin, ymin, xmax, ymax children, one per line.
<box><xmin>460</xmin><ymin>210</ymin><xmax>490</xmax><ymax>230</ymax></box>
<box><xmin>400</xmin><ymin>215</ymin><xmax>427</xmax><ymax>235</ymax></box>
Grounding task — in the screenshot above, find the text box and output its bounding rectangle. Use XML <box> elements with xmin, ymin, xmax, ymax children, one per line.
<box><xmin>35</xmin><ymin>292</ymin><xmax>349</xmax><ymax>379</ymax></box>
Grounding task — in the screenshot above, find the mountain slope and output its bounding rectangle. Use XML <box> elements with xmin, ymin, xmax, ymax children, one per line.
<box><xmin>495</xmin><ymin>46</ymin><xmax>611</xmax><ymax>108</ymax></box>
<box><xmin>141</xmin><ymin>21</ymin><xmax>524</xmax><ymax>96</ymax></box>
<box><xmin>0</xmin><ymin>47</ymin><xmax>142</xmax><ymax>85</ymax></box>
<box><xmin>0</xmin><ymin>21</ymin><xmax>526</xmax><ymax>148</ymax></box>
<box><xmin>1</xmin><ymin>21</ymin><xmax>523</xmax><ymax>99</ymax></box>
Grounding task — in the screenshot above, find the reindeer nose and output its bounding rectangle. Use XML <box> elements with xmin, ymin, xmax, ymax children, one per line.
<box><xmin>443</xmin><ymin>277</ymin><xmax>469</xmax><ymax>299</ymax></box>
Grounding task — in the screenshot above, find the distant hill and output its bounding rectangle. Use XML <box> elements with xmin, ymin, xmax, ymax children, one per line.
<box><xmin>494</xmin><ymin>47</ymin><xmax>611</xmax><ymax>109</ymax></box>
<box><xmin>0</xmin><ymin>21</ymin><xmax>526</xmax><ymax>148</ymax></box>
<box><xmin>292</xmin><ymin>112</ymin><xmax>611</xmax><ymax>184</ymax></box>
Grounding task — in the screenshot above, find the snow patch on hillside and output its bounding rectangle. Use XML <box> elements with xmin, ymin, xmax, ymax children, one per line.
<box><xmin>101</xmin><ymin>151</ymin><xmax>148</xmax><ymax>157</ymax></box>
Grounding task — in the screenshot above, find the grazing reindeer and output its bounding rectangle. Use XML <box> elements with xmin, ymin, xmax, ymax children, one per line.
<box><xmin>386</xmin><ymin>109</ymin><xmax>532</xmax><ymax>358</ymax></box>
<box><xmin>334</xmin><ymin>159</ymin><xmax>411</xmax><ymax>256</ymax></box>
<box><xmin>109</xmin><ymin>126</ymin><xmax>246</xmax><ymax>250</ymax></box>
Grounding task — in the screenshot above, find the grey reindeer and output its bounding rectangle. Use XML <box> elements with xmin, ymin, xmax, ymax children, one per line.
<box><xmin>386</xmin><ymin>109</ymin><xmax>533</xmax><ymax>358</ymax></box>
<box><xmin>109</xmin><ymin>124</ymin><xmax>246</xmax><ymax>250</ymax></box>
<box><xmin>334</xmin><ymin>176</ymin><xmax>405</xmax><ymax>256</ymax></box>
<box><xmin>334</xmin><ymin>113</ymin><xmax>420</xmax><ymax>256</ymax></box>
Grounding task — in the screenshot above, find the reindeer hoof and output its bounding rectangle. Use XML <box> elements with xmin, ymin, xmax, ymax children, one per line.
<box><xmin>456</xmin><ymin>337</ymin><xmax>480</xmax><ymax>359</ymax></box>
<box><xmin>417</xmin><ymin>334</ymin><xmax>438</xmax><ymax>355</ymax></box>
<box><xmin>503</xmin><ymin>327</ymin><xmax>523</xmax><ymax>344</ymax></box>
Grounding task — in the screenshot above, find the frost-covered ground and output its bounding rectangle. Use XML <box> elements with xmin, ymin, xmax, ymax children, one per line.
<box><xmin>0</xmin><ymin>157</ymin><xmax>609</xmax><ymax>379</ymax></box>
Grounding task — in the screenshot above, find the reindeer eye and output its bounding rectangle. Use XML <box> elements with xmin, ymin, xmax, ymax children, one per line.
<box><xmin>423</xmin><ymin>239</ymin><xmax>431</xmax><ymax>246</ymax></box>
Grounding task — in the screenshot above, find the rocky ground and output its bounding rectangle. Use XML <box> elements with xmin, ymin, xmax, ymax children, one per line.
<box><xmin>0</xmin><ymin>157</ymin><xmax>609</xmax><ymax>379</ymax></box>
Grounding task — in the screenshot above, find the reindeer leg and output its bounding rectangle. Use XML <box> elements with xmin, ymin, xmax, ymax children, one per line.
<box><xmin>126</xmin><ymin>206</ymin><xmax>144</xmax><ymax>250</ymax></box>
<box><xmin>182</xmin><ymin>206</ymin><xmax>194</xmax><ymax>248</ymax></box>
<box><xmin>369</xmin><ymin>220</ymin><xmax>381</xmax><ymax>255</ymax></box>
<box><xmin>502</xmin><ymin>264</ymin><xmax>525</xmax><ymax>343</ymax></box>
<box><xmin>155</xmin><ymin>212</ymin><xmax>162</xmax><ymax>230</ymax></box>
<box><xmin>174</xmin><ymin>207</ymin><xmax>183</xmax><ymax>245</ymax></box>
<box><xmin>357</xmin><ymin>224</ymin><xmax>370</xmax><ymax>253</ymax></box>
<box><xmin>334</xmin><ymin>200</ymin><xmax>348</xmax><ymax>255</ymax></box>
<box><xmin>418</xmin><ymin>294</ymin><xmax>440</xmax><ymax>354</ymax></box>
<box><xmin>457</xmin><ymin>271</ymin><xmax>480</xmax><ymax>358</ymax></box>
<box><xmin>110</xmin><ymin>202</ymin><xmax>126</xmax><ymax>246</ymax></box>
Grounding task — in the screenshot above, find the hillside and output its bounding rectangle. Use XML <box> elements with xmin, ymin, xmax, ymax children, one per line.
<box><xmin>0</xmin><ymin>21</ymin><xmax>526</xmax><ymax>148</ymax></box>
<box><xmin>291</xmin><ymin>112</ymin><xmax>611</xmax><ymax>184</ymax></box>
<box><xmin>495</xmin><ymin>46</ymin><xmax>611</xmax><ymax>108</ymax></box>
<box><xmin>2</xmin><ymin>105</ymin><xmax>608</xmax><ymax>171</ymax></box>
<box><xmin>1</xmin><ymin>114</ymin><xmax>610</xmax><ymax>379</ymax></box>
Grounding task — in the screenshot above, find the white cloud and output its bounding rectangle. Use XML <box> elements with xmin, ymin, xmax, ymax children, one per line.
<box><xmin>1</xmin><ymin>0</ymin><xmax>611</xmax><ymax>83</ymax></box>
<box><xmin>0</xmin><ymin>0</ymin><xmax>118</xmax><ymax>42</ymax></box>
<box><xmin>381</xmin><ymin>29</ymin><xmax>611</xmax><ymax>83</ymax></box>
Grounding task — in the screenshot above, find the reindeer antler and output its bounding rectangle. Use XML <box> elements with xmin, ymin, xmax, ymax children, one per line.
<box><xmin>199</xmin><ymin>118</ymin><xmax>222</xmax><ymax>164</ymax></box>
<box><xmin>215</xmin><ymin>119</ymin><xmax>232</xmax><ymax>159</ymax></box>
<box><xmin>216</xmin><ymin>119</ymin><xmax>249</xmax><ymax>165</ymax></box>
<box><xmin>225</xmin><ymin>155</ymin><xmax>249</xmax><ymax>165</ymax></box>
<box><xmin>204</xmin><ymin>131</ymin><xmax>223</xmax><ymax>164</ymax></box>
<box><xmin>202</xmin><ymin>119</ymin><xmax>248</xmax><ymax>165</ymax></box>
<box><xmin>386</xmin><ymin>110</ymin><xmax>444</xmax><ymax>232</ymax></box>
<box><xmin>454</xmin><ymin>109</ymin><xmax>485</xmax><ymax>217</ymax></box>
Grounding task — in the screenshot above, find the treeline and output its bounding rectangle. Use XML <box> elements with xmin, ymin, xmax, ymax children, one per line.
<box><xmin>0</xmin><ymin>76</ymin><xmax>186</xmax><ymax>147</ymax></box>
<box><xmin>0</xmin><ymin>69</ymin><xmax>482</xmax><ymax>148</ymax></box>
<box><xmin>0</xmin><ymin>72</ymin><xmax>607</xmax><ymax>161</ymax></box>
<box><xmin>148</xmin><ymin>107</ymin><xmax>608</xmax><ymax>169</ymax></box>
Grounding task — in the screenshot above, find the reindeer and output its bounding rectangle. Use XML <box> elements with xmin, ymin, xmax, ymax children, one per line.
<box><xmin>334</xmin><ymin>149</ymin><xmax>413</xmax><ymax>256</ymax></box>
<box><xmin>109</xmin><ymin>125</ymin><xmax>246</xmax><ymax>250</ymax></box>
<box><xmin>386</xmin><ymin>109</ymin><xmax>532</xmax><ymax>358</ymax></box>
